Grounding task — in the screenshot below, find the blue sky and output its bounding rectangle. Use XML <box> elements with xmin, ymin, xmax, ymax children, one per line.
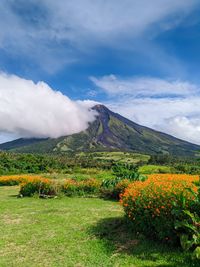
<box><xmin>1</xmin><ymin>0</ymin><xmax>200</xmax><ymax>144</ymax></box>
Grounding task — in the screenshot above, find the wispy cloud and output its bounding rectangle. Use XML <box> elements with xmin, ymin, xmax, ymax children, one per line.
<box><xmin>0</xmin><ymin>0</ymin><xmax>198</xmax><ymax>72</ymax></box>
<box><xmin>90</xmin><ymin>75</ymin><xmax>198</xmax><ymax>97</ymax></box>
<box><xmin>0</xmin><ymin>72</ymin><xmax>96</xmax><ymax>140</ymax></box>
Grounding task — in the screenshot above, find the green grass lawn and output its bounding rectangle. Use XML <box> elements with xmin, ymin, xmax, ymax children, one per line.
<box><xmin>0</xmin><ymin>186</ymin><xmax>198</xmax><ymax>267</ymax></box>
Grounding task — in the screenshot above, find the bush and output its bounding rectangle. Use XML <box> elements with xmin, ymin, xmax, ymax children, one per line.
<box><xmin>100</xmin><ymin>179</ymin><xmax>131</xmax><ymax>199</ymax></box>
<box><xmin>61</xmin><ymin>178</ymin><xmax>101</xmax><ymax>196</ymax></box>
<box><xmin>112</xmin><ymin>163</ymin><xmax>139</xmax><ymax>179</ymax></box>
<box><xmin>19</xmin><ymin>177</ymin><xmax>58</xmax><ymax>197</ymax></box>
<box><xmin>120</xmin><ymin>174</ymin><xmax>199</xmax><ymax>245</ymax></box>
<box><xmin>100</xmin><ymin>166</ymin><xmax>147</xmax><ymax>200</ymax></box>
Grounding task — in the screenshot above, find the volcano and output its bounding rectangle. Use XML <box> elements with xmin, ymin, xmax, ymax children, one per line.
<box><xmin>0</xmin><ymin>104</ymin><xmax>199</xmax><ymax>156</ymax></box>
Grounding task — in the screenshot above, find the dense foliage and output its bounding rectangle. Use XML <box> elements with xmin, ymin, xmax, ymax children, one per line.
<box><xmin>0</xmin><ymin>152</ymin><xmax>69</xmax><ymax>174</ymax></box>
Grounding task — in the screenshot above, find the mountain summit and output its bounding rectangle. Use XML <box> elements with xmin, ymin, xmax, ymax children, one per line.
<box><xmin>0</xmin><ymin>104</ymin><xmax>200</xmax><ymax>156</ymax></box>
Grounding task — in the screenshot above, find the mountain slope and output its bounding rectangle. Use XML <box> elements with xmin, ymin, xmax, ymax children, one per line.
<box><xmin>0</xmin><ymin>104</ymin><xmax>200</xmax><ymax>156</ymax></box>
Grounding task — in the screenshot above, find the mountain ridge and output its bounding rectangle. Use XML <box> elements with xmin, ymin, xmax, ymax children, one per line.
<box><xmin>0</xmin><ymin>104</ymin><xmax>199</xmax><ymax>156</ymax></box>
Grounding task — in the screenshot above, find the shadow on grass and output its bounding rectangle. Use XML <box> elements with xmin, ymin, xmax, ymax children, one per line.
<box><xmin>9</xmin><ymin>194</ymin><xmax>19</xmax><ymax>198</ymax></box>
<box><xmin>89</xmin><ymin>216</ymin><xmax>199</xmax><ymax>267</ymax></box>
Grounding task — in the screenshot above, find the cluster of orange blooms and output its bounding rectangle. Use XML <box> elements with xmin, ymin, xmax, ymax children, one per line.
<box><xmin>121</xmin><ymin>174</ymin><xmax>199</xmax><ymax>219</ymax></box>
<box><xmin>120</xmin><ymin>174</ymin><xmax>199</xmax><ymax>243</ymax></box>
<box><xmin>0</xmin><ymin>175</ymin><xmax>52</xmax><ymax>188</ymax></box>
<box><xmin>0</xmin><ymin>175</ymin><xmax>44</xmax><ymax>185</ymax></box>
<box><xmin>19</xmin><ymin>176</ymin><xmax>52</xmax><ymax>185</ymax></box>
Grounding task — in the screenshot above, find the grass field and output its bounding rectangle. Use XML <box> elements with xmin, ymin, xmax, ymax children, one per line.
<box><xmin>87</xmin><ymin>152</ymin><xmax>150</xmax><ymax>164</ymax></box>
<box><xmin>0</xmin><ymin>186</ymin><xmax>198</xmax><ymax>267</ymax></box>
<box><xmin>138</xmin><ymin>165</ymin><xmax>174</xmax><ymax>174</ymax></box>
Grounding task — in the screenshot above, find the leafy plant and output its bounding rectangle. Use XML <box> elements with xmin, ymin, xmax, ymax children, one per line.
<box><xmin>100</xmin><ymin>164</ymin><xmax>146</xmax><ymax>199</ymax></box>
<box><xmin>173</xmin><ymin>180</ymin><xmax>200</xmax><ymax>260</ymax></box>
<box><xmin>112</xmin><ymin>163</ymin><xmax>146</xmax><ymax>181</ymax></box>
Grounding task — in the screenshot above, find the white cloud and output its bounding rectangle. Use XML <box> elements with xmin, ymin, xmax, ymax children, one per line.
<box><xmin>167</xmin><ymin>116</ymin><xmax>200</xmax><ymax>144</ymax></box>
<box><xmin>91</xmin><ymin>74</ymin><xmax>200</xmax><ymax>144</ymax></box>
<box><xmin>0</xmin><ymin>0</ymin><xmax>198</xmax><ymax>71</ymax></box>
<box><xmin>0</xmin><ymin>72</ymin><xmax>96</xmax><ymax>140</ymax></box>
<box><xmin>42</xmin><ymin>0</ymin><xmax>197</xmax><ymax>39</ymax></box>
<box><xmin>106</xmin><ymin>97</ymin><xmax>200</xmax><ymax>145</ymax></box>
<box><xmin>90</xmin><ymin>75</ymin><xmax>198</xmax><ymax>97</ymax></box>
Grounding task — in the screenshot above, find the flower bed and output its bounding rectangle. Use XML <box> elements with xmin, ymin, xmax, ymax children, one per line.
<box><xmin>0</xmin><ymin>175</ymin><xmax>38</xmax><ymax>186</ymax></box>
<box><xmin>120</xmin><ymin>174</ymin><xmax>199</xmax><ymax>244</ymax></box>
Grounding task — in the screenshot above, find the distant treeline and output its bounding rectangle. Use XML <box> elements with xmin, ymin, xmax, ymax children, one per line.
<box><xmin>0</xmin><ymin>151</ymin><xmax>200</xmax><ymax>175</ymax></box>
<box><xmin>149</xmin><ymin>154</ymin><xmax>200</xmax><ymax>174</ymax></box>
<box><xmin>0</xmin><ymin>151</ymin><xmax>117</xmax><ymax>174</ymax></box>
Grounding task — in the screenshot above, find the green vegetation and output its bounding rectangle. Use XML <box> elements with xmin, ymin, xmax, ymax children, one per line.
<box><xmin>1</xmin><ymin>150</ymin><xmax>200</xmax><ymax>180</ymax></box>
<box><xmin>0</xmin><ymin>186</ymin><xmax>199</xmax><ymax>267</ymax></box>
<box><xmin>89</xmin><ymin>151</ymin><xmax>150</xmax><ymax>164</ymax></box>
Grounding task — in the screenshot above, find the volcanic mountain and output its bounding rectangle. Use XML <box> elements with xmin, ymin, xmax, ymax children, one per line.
<box><xmin>0</xmin><ymin>104</ymin><xmax>200</xmax><ymax>156</ymax></box>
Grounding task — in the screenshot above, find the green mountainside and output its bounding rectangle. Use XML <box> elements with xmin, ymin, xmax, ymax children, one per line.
<box><xmin>0</xmin><ymin>104</ymin><xmax>200</xmax><ymax>156</ymax></box>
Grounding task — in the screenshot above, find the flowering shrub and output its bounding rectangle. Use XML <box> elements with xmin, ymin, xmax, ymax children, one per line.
<box><xmin>61</xmin><ymin>178</ymin><xmax>101</xmax><ymax>196</ymax></box>
<box><xmin>120</xmin><ymin>174</ymin><xmax>199</xmax><ymax>244</ymax></box>
<box><xmin>19</xmin><ymin>177</ymin><xmax>58</xmax><ymax>197</ymax></box>
<box><xmin>0</xmin><ymin>175</ymin><xmax>42</xmax><ymax>186</ymax></box>
<box><xmin>0</xmin><ymin>175</ymin><xmax>23</xmax><ymax>186</ymax></box>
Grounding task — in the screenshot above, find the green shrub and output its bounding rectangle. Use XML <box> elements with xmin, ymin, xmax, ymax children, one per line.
<box><xmin>100</xmin><ymin>165</ymin><xmax>147</xmax><ymax>200</ymax></box>
<box><xmin>100</xmin><ymin>178</ymin><xmax>131</xmax><ymax>199</ymax></box>
<box><xmin>61</xmin><ymin>179</ymin><xmax>101</xmax><ymax>196</ymax></box>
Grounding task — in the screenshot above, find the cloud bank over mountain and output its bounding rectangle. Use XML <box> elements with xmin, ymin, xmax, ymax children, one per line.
<box><xmin>0</xmin><ymin>73</ymin><xmax>96</xmax><ymax>140</ymax></box>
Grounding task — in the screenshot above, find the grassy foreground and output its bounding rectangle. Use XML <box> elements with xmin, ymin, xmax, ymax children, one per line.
<box><xmin>0</xmin><ymin>187</ymin><xmax>197</xmax><ymax>267</ymax></box>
